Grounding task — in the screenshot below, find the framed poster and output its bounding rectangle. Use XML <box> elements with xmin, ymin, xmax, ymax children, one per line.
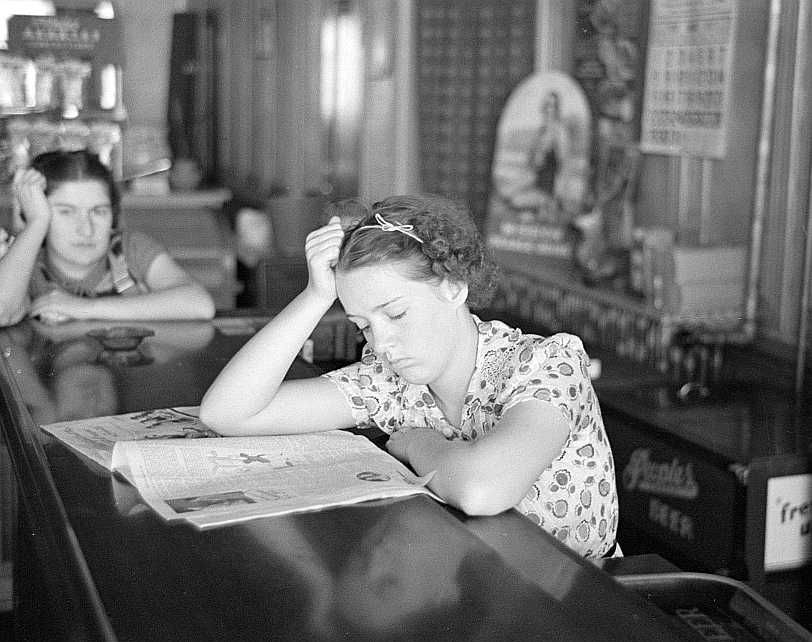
<box><xmin>486</xmin><ymin>71</ymin><xmax>591</xmax><ymax>258</ymax></box>
<box><xmin>639</xmin><ymin>0</ymin><xmax>737</xmax><ymax>158</ymax></box>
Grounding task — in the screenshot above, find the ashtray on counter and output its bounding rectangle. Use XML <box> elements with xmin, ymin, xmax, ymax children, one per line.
<box><xmin>87</xmin><ymin>326</ymin><xmax>155</xmax><ymax>351</ymax></box>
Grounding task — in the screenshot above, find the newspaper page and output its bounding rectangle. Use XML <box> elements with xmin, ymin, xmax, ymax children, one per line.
<box><xmin>111</xmin><ymin>431</ymin><xmax>437</xmax><ymax>529</ymax></box>
<box><xmin>40</xmin><ymin>407</ymin><xmax>217</xmax><ymax>470</ymax></box>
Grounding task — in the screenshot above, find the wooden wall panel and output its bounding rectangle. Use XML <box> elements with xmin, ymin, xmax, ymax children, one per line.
<box><xmin>758</xmin><ymin>0</ymin><xmax>812</xmax><ymax>349</ymax></box>
<box><xmin>186</xmin><ymin>0</ymin><xmax>237</xmax><ymax>182</ymax></box>
<box><xmin>359</xmin><ymin>0</ymin><xmax>397</xmax><ymax>202</ymax></box>
<box><xmin>759</xmin><ymin>3</ymin><xmax>794</xmax><ymax>342</ymax></box>
<box><xmin>704</xmin><ymin>1</ymin><xmax>768</xmax><ymax>245</ymax></box>
<box><xmin>275</xmin><ymin>0</ymin><xmax>324</xmax><ymax>196</ymax></box>
<box><xmin>636</xmin><ymin>155</ymin><xmax>679</xmax><ymax>231</ymax></box>
<box><xmin>230</xmin><ymin>2</ymin><xmax>254</xmax><ymax>186</ymax></box>
<box><xmin>186</xmin><ymin>0</ymin><xmax>324</xmax><ymax>199</ymax></box>
<box><xmin>777</xmin><ymin>1</ymin><xmax>811</xmax><ymax>344</ymax></box>
<box><xmin>250</xmin><ymin>1</ymin><xmax>277</xmax><ymax>191</ymax></box>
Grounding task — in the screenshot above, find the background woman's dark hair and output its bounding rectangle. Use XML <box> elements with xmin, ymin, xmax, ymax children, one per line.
<box><xmin>332</xmin><ymin>194</ymin><xmax>499</xmax><ymax>309</ymax></box>
<box><xmin>31</xmin><ymin>150</ymin><xmax>121</xmax><ymax>228</ymax></box>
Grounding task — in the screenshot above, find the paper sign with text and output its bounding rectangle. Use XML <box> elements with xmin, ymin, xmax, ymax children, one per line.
<box><xmin>764</xmin><ymin>474</ymin><xmax>812</xmax><ymax>572</ymax></box>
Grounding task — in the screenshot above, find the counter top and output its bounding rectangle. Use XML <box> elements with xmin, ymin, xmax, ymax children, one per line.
<box><xmin>0</xmin><ymin>317</ymin><xmax>692</xmax><ymax>641</ymax></box>
<box><xmin>584</xmin><ymin>332</ymin><xmax>811</xmax><ymax>466</ymax></box>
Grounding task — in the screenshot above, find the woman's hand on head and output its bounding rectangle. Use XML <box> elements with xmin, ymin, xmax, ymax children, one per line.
<box><xmin>304</xmin><ymin>216</ymin><xmax>344</xmax><ymax>305</ymax></box>
<box><xmin>12</xmin><ymin>169</ymin><xmax>51</xmax><ymax>232</ymax></box>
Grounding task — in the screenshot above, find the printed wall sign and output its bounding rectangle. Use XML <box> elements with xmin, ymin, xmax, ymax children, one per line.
<box><xmin>639</xmin><ymin>0</ymin><xmax>737</xmax><ymax>158</ymax></box>
<box><xmin>7</xmin><ymin>13</ymin><xmax>122</xmax><ymax>65</ymax></box>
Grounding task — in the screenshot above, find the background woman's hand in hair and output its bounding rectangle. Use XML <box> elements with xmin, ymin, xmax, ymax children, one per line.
<box><xmin>12</xmin><ymin>169</ymin><xmax>51</xmax><ymax>233</ymax></box>
<box><xmin>304</xmin><ymin>215</ymin><xmax>343</xmax><ymax>306</ymax></box>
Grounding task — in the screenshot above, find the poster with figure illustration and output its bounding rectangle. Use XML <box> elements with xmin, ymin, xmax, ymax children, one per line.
<box><xmin>486</xmin><ymin>71</ymin><xmax>591</xmax><ymax>258</ymax></box>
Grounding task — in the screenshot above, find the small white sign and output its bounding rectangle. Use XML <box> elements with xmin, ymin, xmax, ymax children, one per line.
<box><xmin>764</xmin><ymin>474</ymin><xmax>812</xmax><ymax>572</ymax></box>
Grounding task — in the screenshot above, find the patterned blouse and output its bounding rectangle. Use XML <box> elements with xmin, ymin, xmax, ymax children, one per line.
<box><xmin>323</xmin><ymin>316</ymin><xmax>618</xmax><ymax>558</ymax></box>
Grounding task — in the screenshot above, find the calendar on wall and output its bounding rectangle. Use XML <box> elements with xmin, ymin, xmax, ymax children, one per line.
<box><xmin>639</xmin><ymin>0</ymin><xmax>738</xmax><ymax>158</ymax></box>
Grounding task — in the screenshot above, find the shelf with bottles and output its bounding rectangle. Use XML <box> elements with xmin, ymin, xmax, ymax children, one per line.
<box><xmin>0</xmin><ymin>9</ymin><xmax>126</xmax><ymax>117</ymax></box>
<box><xmin>0</xmin><ymin>54</ymin><xmax>126</xmax><ymax>122</ymax></box>
<box><xmin>0</xmin><ymin>9</ymin><xmax>126</xmax><ymax>184</ymax></box>
<box><xmin>489</xmin><ymin>249</ymin><xmax>752</xmax><ymax>375</ymax></box>
<box><xmin>0</xmin><ymin>112</ymin><xmax>122</xmax><ymax>180</ymax></box>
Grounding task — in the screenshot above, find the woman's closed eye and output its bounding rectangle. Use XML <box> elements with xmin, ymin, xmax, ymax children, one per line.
<box><xmin>90</xmin><ymin>205</ymin><xmax>113</xmax><ymax>218</ymax></box>
<box><xmin>53</xmin><ymin>205</ymin><xmax>112</xmax><ymax>218</ymax></box>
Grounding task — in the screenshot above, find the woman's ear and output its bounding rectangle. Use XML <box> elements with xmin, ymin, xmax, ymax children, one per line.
<box><xmin>439</xmin><ymin>278</ymin><xmax>468</xmax><ymax>306</ymax></box>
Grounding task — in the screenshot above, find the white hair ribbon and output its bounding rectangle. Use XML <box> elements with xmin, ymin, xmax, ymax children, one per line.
<box><xmin>357</xmin><ymin>212</ymin><xmax>424</xmax><ymax>244</ymax></box>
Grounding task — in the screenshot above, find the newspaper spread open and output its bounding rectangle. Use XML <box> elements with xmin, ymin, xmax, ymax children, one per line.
<box><xmin>41</xmin><ymin>408</ymin><xmax>437</xmax><ymax>529</ymax></box>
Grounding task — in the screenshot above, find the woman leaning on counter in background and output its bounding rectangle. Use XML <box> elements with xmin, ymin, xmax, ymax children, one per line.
<box><xmin>0</xmin><ymin>149</ymin><xmax>215</xmax><ymax>327</ymax></box>
<box><xmin>201</xmin><ymin>194</ymin><xmax>619</xmax><ymax>559</ymax></box>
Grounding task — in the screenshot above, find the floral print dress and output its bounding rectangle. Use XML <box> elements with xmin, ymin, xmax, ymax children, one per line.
<box><xmin>322</xmin><ymin>316</ymin><xmax>618</xmax><ymax>558</ymax></box>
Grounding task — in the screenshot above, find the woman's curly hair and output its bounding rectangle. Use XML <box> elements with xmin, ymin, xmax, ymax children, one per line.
<box><xmin>332</xmin><ymin>194</ymin><xmax>499</xmax><ymax>309</ymax></box>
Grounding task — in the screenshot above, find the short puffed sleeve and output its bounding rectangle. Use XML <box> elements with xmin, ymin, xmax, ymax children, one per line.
<box><xmin>321</xmin><ymin>344</ymin><xmax>405</xmax><ymax>431</ymax></box>
<box><xmin>500</xmin><ymin>333</ymin><xmax>596</xmax><ymax>435</ymax></box>
<box><xmin>122</xmin><ymin>230</ymin><xmax>168</xmax><ymax>285</ymax></box>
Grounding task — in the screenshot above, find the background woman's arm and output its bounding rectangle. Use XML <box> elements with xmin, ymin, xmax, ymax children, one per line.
<box><xmin>0</xmin><ymin>224</ymin><xmax>46</xmax><ymax>326</ymax></box>
<box><xmin>0</xmin><ymin>170</ymin><xmax>53</xmax><ymax>326</ymax></box>
<box><xmin>28</xmin><ymin>252</ymin><xmax>216</xmax><ymax>322</ymax></box>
